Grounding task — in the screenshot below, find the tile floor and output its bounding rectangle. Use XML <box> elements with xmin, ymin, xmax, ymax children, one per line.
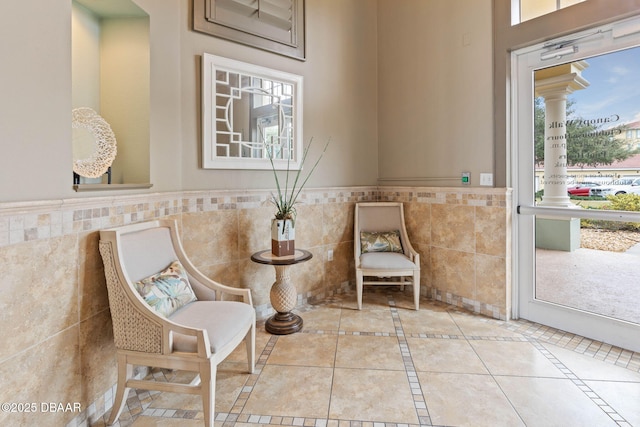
<box><xmin>92</xmin><ymin>288</ymin><xmax>640</xmax><ymax>427</ymax></box>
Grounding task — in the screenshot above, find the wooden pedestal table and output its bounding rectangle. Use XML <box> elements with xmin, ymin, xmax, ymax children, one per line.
<box><xmin>250</xmin><ymin>249</ymin><xmax>312</xmax><ymax>334</ymax></box>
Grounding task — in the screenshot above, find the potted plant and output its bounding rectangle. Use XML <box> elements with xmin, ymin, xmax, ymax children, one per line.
<box><xmin>266</xmin><ymin>137</ymin><xmax>330</xmax><ymax>256</ymax></box>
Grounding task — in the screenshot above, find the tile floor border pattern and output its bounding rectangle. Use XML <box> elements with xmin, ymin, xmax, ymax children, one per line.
<box><xmin>192</xmin><ymin>296</ymin><xmax>435</xmax><ymax>427</ymax></box>
<box><xmin>390</xmin><ymin>300</ymin><xmax>631</xmax><ymax>427</ymax></box>
<box><xmin>388</xmin><ymin>302</ymin><xmax>432</xmax><ymax>426</ymax></box>
<box><xmin>501</xmin><ymin>317</ymin><xmax>640</xmax><ymax>373</ymax></box>
<box><xmin>389</xmin><ymin>299</ymin><xmax>632</xmax><ymax>427</ymax></box>
<box><xmin>89</xmin><ymin>294</ymin><xmax>640</xmax><ymax>427</ymax></box>
<box><xmin>527</xmin><ymin>339</ymin><xmax>631</xmax><ymax>426</ymax></box>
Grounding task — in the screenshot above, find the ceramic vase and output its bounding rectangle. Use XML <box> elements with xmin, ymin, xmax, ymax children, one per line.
<box><xmin>271</xmin><ymin>218</ymin><xmax>295</xmax><ymax>256</ymax></box>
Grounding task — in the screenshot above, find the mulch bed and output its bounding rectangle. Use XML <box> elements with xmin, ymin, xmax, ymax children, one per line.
<box><xmin>580</xmin><ymin>228</ymin><xmax>640</xmax><ymax>252</ymax></box>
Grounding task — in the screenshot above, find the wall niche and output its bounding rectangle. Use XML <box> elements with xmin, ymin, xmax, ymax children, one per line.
<box><xmin>72</xmin><ymin>0</ymin><xmax>152</xmax><ymax>191</ymax></box>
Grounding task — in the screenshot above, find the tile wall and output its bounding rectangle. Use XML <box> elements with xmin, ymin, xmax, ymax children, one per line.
<box><xmin>0</xmin><ymin>185</ymin><xmax>510</xmax><ymax>426</ymax></box>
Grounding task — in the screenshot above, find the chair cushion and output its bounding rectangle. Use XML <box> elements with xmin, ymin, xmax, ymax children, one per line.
<box><xmin>360</xmin><ymin>252</ymin><xmax>417</xmax><ymax>270</ymax></box>
<box><xmin>169</xmin><ymin>301</ymin><xmax>254</xmax><ymax>353</ymax></box>
<box><xmin>134</xmin><ymin>260</ymin><xmax>197</xmax><ymax>317</ymax></box>
<box><xmin>360</xmin><ymin>230</ymin><xmax>403</xmax><ymax>253</ymax></box>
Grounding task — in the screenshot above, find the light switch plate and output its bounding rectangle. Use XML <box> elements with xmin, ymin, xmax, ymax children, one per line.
<box><xmin>480</xmin><ymin>173</ymin><xmax>493</xmax><ymax>186</ymax></box>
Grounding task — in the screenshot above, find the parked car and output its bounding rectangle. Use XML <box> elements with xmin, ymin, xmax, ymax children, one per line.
<box><xmin>590</xmin><ymin>178</ymin><xmax>640</xmax><ymax>197</ymax></box>
<box><xmin>567</xmin><ymin>182</ymin><xmax>600</xmax><ymax>196</ymax></box>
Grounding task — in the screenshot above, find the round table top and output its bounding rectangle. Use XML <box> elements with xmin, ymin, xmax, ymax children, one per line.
<box><xmin>251</xmin><ymin>249</ymin><xmax>313</xmax><ymax>266</ymax></box>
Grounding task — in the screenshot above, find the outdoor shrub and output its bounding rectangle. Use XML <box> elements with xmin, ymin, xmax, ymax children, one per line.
<box><xmin>606</xmin><ymin>193</ymin><xmax>640</xmax><ymax>212</ymax></box>
<box><xmin>586</xmin><ymin>193</ymin><xmax>640</xmax><ymax>231</ymax></box>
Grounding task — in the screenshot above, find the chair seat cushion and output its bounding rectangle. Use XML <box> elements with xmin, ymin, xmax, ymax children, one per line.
<box><xmin>169</xmin><ymin>301</ymin><xmax>254</xmax><ymax>353</ymax></box>
<box><xmin>360</xmin><ymin>252</ymin><xmax>417</xmax><ymax>270</ymax></box>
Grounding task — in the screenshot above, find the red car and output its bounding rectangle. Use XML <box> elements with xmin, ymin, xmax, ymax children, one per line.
<box><xmin>567</xmin><ymin>182</ymin><xmax>600</xmax><ymax>196</ymax></box>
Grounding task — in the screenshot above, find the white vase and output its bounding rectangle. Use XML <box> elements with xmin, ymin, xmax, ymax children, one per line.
<box><xmin>271</xmin><ymin>218</ymin><xmax>295</xmax><ymax>256</ymax></box>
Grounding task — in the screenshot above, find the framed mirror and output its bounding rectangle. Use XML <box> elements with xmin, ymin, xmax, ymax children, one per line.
<box><xmin>202</xmin><ymin>54</ymin><xmax>303</xmax><ymax>170</ymax></box>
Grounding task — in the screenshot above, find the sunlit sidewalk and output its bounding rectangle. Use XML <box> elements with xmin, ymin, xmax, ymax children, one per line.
<box><xmin>536</xmin><ymin>245</ymin><xmax>640</xmax><ymax>324</ymax></box>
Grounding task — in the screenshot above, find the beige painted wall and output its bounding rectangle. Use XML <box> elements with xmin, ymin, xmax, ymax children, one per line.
<box><xmin>0</xmin><ymin>0</ymin><xmax>379</xmax><ymax>203</ymax></box>
<box><xmin>71</xmin><ymin>3</ymin><xmax>100</xmax><ymax>111</ymax></box>
<box><xmin>0</xmin><ymin>1</ymin><xmax>73</xmax><ymax>202</ymax></box>
<box><xmin>377</xmin><ymin>0</ymin><xmax>494</xmax><ymax>187</ymax></box>
<box><xmin>178</xmin><ymin>0</ymin><xmax>379</xmax><ymax>191</ymax></box>
<box><xmin>14</xmin><ymin>1</ymin><xmax>636</xmax><ymax>202</ymax></box>
<box><xmin>100</xmin><ymin>17</ymin><xmax>150</xmax><ymax>184</ymax></box>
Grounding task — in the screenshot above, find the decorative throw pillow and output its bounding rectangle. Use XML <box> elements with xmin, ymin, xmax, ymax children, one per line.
<box><xmin>360</xmin><ymin>230</ymin><xmax>403</xmax><ymax>253</ymax></box>
<box><xmin>134</xmin><ymin>260</ymin><xmax>197</xmax><ymax>317</ymax></box>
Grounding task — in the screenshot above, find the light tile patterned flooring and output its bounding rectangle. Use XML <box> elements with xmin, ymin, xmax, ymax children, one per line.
<box><xmin>93</xmin><ymin>289</ymin><xmax>640</xmax><ymax>427</ymax></box>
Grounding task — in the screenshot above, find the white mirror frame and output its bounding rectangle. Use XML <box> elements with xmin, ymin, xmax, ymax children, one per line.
<box><xmin>72</xmin><ymin>107</ymin><xmax>117</xmax><ymax>178</ymax></box>
<box><xmin>201</xmin><ymin>53</ymin><xmax>303</xmax><ymax>170</ymax></box>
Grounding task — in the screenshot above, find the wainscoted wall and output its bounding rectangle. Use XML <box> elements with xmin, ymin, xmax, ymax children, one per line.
<box><xmin>0</xmin><ymin>185</ymin><xmax>510</xmax><ymax>426</ymax></box>
<box><xmin>379</xmin><ymin>188</ymin><xmax>512</xmax><ymax>320</ymax></box>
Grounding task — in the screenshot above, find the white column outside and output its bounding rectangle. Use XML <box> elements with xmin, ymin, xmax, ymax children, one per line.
<box><xmin>535</xmin><ymin>63</ymin><xmax>589</xmax><ymax>208</ymax></box>
<box><xmin>540</xmin><ymin>88</ymin><xmax>572</xmax><ymax>206</ymax></box>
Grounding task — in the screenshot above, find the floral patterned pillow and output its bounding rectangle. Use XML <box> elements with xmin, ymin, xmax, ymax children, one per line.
<box><xmin>134</xmin><ymin>260</ymin><xmax>197</xmax><ymax>317</ymax></box>
<box><xmin>360</xmin><ymin>230</ymin><xmax>403</xmax><ymax>253</ymax></box>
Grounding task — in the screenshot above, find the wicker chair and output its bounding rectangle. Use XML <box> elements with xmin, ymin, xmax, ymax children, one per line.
<box><xmin>99</xmin><ymin>219</ymin><xmax>255</xmax><ymax>426</ymax></box>
<box><xmin>354</xmin><ymin>202</ymin><xmax>421</xmax><ymax>310</ymax></box>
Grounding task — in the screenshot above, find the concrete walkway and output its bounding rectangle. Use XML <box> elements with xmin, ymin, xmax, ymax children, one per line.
<box><xmin>536</xmin><ymin>245</ymin><xmax>640</xmax><ymax>324</ymax></box>
<box><xmin>625</xmin><ymin>241</ymin><xmax>640</xmax><ymax>255</ymax></box>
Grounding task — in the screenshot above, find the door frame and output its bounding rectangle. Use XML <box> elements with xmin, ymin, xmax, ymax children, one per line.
<box><xmin>510</xmin><ymin>17</ymin><xmax>640</xmax><ymax>353</ymax></box>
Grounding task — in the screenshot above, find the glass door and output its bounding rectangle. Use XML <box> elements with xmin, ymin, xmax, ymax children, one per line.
<box><xmin>513</xmin><ymin>16</ymin><xmax>640</xmax><ymax>353</ymax></box>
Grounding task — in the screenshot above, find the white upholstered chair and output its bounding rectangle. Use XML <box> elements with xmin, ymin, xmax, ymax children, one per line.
<box><xmin>99</xmin><ymin>219</ymin><xmax>255</xmax><ymax>427</ymax></box>
<box><xmin>354</xmin><ymin>202</ymin><xmax>421</xmax><ymax>310</ymax></box>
